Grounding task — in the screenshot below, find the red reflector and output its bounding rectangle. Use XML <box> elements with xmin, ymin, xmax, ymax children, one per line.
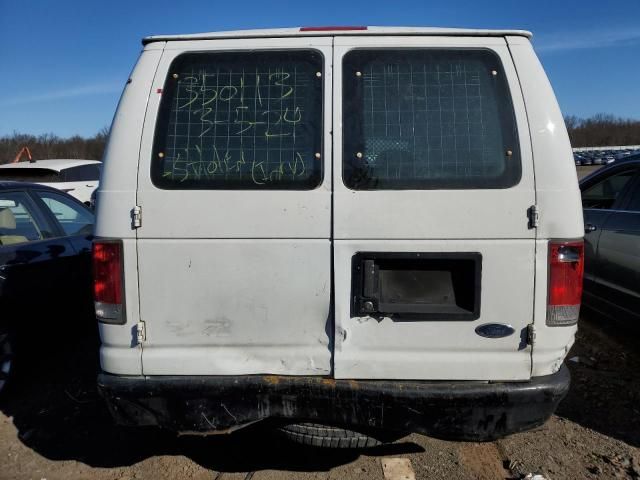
<box><xmin>92</xmin><ymin>241</ymin><xmax>123</xmax><ymax>305</ymax></box>
<box><xmin>300</xmin><ymin>26</ymin><xmax>368</xmax><ymax>31</ymax></box>
<box><xmin>548</xmin><ymin>241</ymin><xmax>584</xmax><ymax>306</ymax></box>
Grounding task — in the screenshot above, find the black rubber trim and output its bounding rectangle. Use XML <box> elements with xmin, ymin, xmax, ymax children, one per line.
<box><xmin>98</xmin><ymin>364</ymin><xmax>569</xmax><ymax>441</ymax></box>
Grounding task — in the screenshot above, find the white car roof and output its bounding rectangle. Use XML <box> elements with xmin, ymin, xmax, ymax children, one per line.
<box><xmin>143</xmin><ymin>26</ymin><xmax>533</xmax><ymax>44</ymax></box>
<box><xmin>0</xmin><ymin>159</ymin><xmax>101</xmax><ymax>172</ymax></box>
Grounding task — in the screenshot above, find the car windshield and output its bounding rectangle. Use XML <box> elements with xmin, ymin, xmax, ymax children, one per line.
<box><xmin>0</xmin><ymin>168</ymin><xmax>61</xmax><ymax>182</ymax></box>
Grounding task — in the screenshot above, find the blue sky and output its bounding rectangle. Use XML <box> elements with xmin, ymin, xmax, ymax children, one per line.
<box><xmin>1</xmin><ymin>0</ymin><xmax>639</xmax><ymax>137</ymax></box>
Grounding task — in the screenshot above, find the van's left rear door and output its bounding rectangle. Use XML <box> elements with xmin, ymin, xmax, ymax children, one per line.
<box><xmin>135</xmin><ymin>37</ymin><xmax>333</xmax><ymax>375</ymax></box>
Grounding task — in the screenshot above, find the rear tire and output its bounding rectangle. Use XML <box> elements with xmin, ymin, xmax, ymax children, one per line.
<box><xmin>278</xmin><ymin>423</ymin><xmax>383</xmax><ymax>448</ymax></box>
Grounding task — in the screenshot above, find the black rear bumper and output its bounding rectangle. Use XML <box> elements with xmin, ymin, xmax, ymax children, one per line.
<box><xmin>97</xmin><ymin>365</ymin><xmax>569</xmax><ymax>441</ymax></box>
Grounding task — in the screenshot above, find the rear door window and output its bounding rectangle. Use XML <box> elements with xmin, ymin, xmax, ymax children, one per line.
<box><xmin>342</xmin><ymin>49</ymin><xmax>521</xmax><ymax>189</ymax></box>
<box><xmin>0</xmin><ymin>168</ymin><xmax>61</xmax><ymax>182</ymax></box>
<box><xmin>581</xmin><ymin>169</ymin><xmax>637</xmax><ymax>210</ymax></box>
<box><xmin>151</xmin><ymin>50</ymin><xmax>324</xmax><ymax>189</ymax></box>
<box><xmin>0</xmin><ymin>192</ymin><xmax>44</xmax><ymax>245</ymax></box>
<box><xmin>63</xmin><ymin>164</ymin><xmax>101</xmax><ymax>182</ymax></box>
<box><xmin>35</xmin><ymin>191</ymin><xmax>94</xmax><ymax>236</ymax></box>
<box><xmin>624</xmin><ymin>177</ymin><xmax>640</xmax><ymax>212</ymax></box>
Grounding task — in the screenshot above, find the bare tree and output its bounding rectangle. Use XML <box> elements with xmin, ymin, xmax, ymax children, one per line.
<box><xmin>565</xmin><ymin>114</ymin><xmax>640</xmax><ymax>147</ymax></box>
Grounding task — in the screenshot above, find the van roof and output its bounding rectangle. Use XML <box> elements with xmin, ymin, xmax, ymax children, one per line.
<box><xmin>142</xmin><ymin>26</ymin><xmax>533</xmax><ymax>45</ymax></box>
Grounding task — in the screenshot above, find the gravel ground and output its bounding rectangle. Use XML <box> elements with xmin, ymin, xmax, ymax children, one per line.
<box><xmin>0</xmin><ymin>312</ymin><xmax>638</xmax><ymax>480</ymax></box>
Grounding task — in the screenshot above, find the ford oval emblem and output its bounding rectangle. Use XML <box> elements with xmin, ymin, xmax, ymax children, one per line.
<box><xmin>475</xmin><ymin>323</ymin><xmax>516</xmax><ymax>339</ymax></box>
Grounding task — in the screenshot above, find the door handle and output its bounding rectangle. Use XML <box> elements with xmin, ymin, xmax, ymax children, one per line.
<box><xmin>585</xmin><ymin>223</ymin><xmax>597</xmax><ymax>233</ymax></box>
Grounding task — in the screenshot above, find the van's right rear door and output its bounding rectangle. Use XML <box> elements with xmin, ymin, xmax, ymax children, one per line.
<box><xmin>332</xmin><ymin>35</ymin><xmax>536</xmax><ymax>381</ymax></box>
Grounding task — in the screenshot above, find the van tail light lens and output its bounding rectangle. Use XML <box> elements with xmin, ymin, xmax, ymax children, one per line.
<box><xmin>547</xmin><ymin>240</ymin><xmax>584</xmax><ymax>326</ymax></box>
<box><xmin>93</xmin><ymin>240</ymin><xmax>124</xmax><ymax>324</ymax></box>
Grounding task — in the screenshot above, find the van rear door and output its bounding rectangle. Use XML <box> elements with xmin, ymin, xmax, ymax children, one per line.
<box><xmin>332</xmin><ymin>36</ymin><xmax>535</xmax><ymax>380</ymax></box>
<box><xmin>135</xmin><ymin>38</ymin><xmax>333</xmax><ymax>375</ymax></box>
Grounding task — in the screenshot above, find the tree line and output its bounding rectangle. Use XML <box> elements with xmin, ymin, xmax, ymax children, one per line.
<box><xmin>564</xmin><ymin>114</ymin><xmax>640</xmax><ymax>147</ymax></box>
<box><xmin>1</xmin><ymin>113</ymin><xmax>639</xmax><ymax>164</ymax></box>
<box><xmin>0</xmin><ymin>128</ymin><xmax>109</xmax><ymax>165</ymax></box>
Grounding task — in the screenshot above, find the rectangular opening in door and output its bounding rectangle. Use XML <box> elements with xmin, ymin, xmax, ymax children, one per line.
<box><xmin>352</xmin><ymin>252</ymin><xmax>482</xmax><ymax>320</ymax></box>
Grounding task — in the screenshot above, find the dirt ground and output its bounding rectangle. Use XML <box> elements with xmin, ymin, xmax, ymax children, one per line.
<box><xmin>1</xmin><ymin>310</ymin><xmax>639</xmax><ymax>480</ymax></box>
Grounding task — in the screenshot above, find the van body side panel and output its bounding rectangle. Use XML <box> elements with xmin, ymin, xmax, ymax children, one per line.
<box><xmin>505</xmin><ymin>36</ymin><xmax>583</xmax><ymax>240</ymax></box>
<box><xmin>532</xmin><ymin>240</ymin><xmax>576</xmax><ymax>376</ymax></box>
<box><xmin>507</xmin><ymin>36</ymin><xmax>582</xmax><ymax>376</ymax></box>
<box><xmin>97</xmin><ymin>49</ymin><xmax>164</xmax><ymax>375</ymax></box>
<box><xmin>95</xmin><ymin>48</ymin><xmax>164</xmax><ymax>240</ymax></box>
<box><xmin>332</xmin><ymin>36</ymin><xmax>535</xmax><ymax>381</ymax></box>
<box><xmin>135</xmin><ymin>38</ymin><xmax>333</xmax><ymax>376</ymax></box>
<box><xmin>98</xmin><ymin>239</ymin><xmax>143</xmax><ymax>374</ymax></box>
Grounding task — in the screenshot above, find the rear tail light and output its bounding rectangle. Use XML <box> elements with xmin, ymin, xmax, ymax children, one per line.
<box><xmin>92</xmin><ymin>240</ymin><xmax>124</xmax><ymax>324</ymax></box>
<box><xmin>547</xmin><ymin>240</ymin><xmax>584</xmax><ymax>326</ymax></box>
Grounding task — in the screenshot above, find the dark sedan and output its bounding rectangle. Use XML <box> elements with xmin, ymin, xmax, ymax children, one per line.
<box><xmin>580</xmin><ymin>154</ymin><xmax>640</xmax><ymax>325</ymax></box>
<box><xmin>0</xmin><ymin>182</ymin><xmax>94</xmax><ymax>393</ymax></box>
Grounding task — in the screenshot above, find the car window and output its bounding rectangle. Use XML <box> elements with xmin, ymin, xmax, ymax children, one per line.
<box><xmin>342</xmin><ymin>49</ymin><xmax>521</xmax><ymax>189</ymax></box>
<box><xmin>151</xmin><ymin>50</ymin><xmax>324</xmax><ymax>190</ymax></box>
<box><xmin>63</xmin><ymin>164</ymin><xmax>101</xmax><ymax>182</ymax></box>
<box><xmin>0</xmin><ymin>192</ymin><xmax>44</xmax><ymax>245</ymax></box>
<box><xmin>582</xmin><ymin>169</ymin><xmax>637</xmax><ymax>209</ymax></box>
<box><xmin>35</xmin><ymin>191</ymin><xmax>94</xmax><ymax>236</ymax></box>
<box><xmin>624</xmin><ymin>177</ymin><xmax>640</xmax><ymax>212</ymax></box>
<box><xmin>0</xmin><ymin>168</ymin><xmax>61</xmax><ymax>182</ymax></box>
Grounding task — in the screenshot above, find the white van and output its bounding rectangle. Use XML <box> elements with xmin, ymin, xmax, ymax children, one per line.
<box><xmin>94</xmin><ymin>27</ymin><xmax>584</xmax><ymax>446</ymax></box>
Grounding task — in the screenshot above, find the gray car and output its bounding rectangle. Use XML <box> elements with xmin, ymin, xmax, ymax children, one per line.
<box><xmin>581</xmin><ymin>154</ymin><xmax>640</xmax><ymax>325</ymax></box>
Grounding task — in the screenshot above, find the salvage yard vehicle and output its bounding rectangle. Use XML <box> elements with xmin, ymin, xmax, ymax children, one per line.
<box><xmin>581</xmin><ymin>153</ymin><xmax>640</xmax><ymax>326</ymax></box>
<box><xmin>94</xmin><ymin>26</ymin><xmax>584</xmax><ymax>447</ymax></box>
<box><xmin>0</xmin><ymin>159</ymin><xmax>102</xmax><ymax>206</ymax></box>
<box><xmin>0</xmin><ymin>182</ymin><xmax>94</xmax><ymax>394</ymax></box>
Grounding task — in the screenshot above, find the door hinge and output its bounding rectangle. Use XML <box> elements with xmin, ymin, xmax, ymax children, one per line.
<box><xmin>136</xmin><ymin>321</ymin><xmax>146</xmax><ymax>344</ymax></box>
<box><xmin>132</xmin><ymin>205</ymin><xmax>142</xmax><ymax>229</ymax></box>
<box><xmin>527</xmin><ymin>204</ymin><xmax>539</xmax><ymax>229</ymax></box>
<box><xmin>526</xmin><ymin>324</ymin><xmax>536</xmax><ymax>346</ymax></box>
